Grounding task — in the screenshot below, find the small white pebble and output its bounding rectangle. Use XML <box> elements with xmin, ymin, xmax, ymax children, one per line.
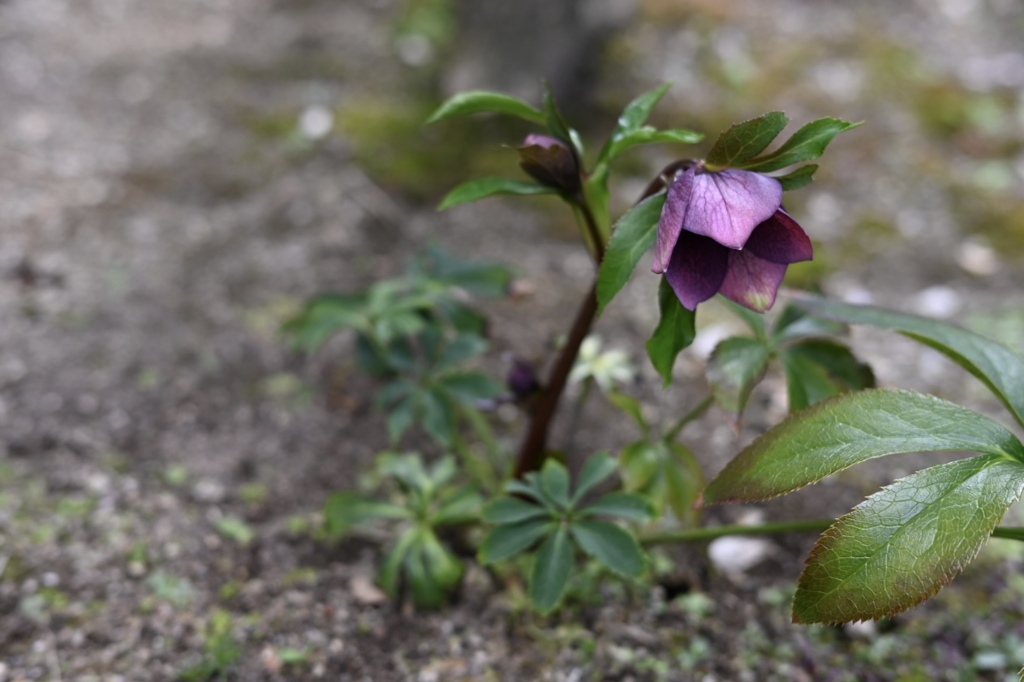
<box><xmin>708</xmin><ymin>536</ymin><xmax>774</xmax><ymax>574</ymax></box>
<box><xmin>956</xmin><ymin>240</ymin><xmax>1000</xmax><ymax>276</ymax></box>
<box><xmin>299</xmin><ymin>106</ymin><xmax>334</xmax><ymax>141</ymax></box>
<box><xmin>914</xmin><ymin>285</ymin><xmax>961</xmax><ymax>319</ymax></box>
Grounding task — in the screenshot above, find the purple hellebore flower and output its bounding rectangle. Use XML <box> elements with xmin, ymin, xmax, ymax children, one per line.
<box><xmin>651</xmin><ymin>164</ymin><xmax>813</xmax><ymax>312</ymax></box>
<box><xmin>517</xmin><ymin>134</ymin><xmax>581</xmax><ymax>195</ymax></box>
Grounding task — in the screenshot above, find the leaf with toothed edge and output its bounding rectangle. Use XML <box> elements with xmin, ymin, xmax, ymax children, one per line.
<box><xmin>793</xmin><ymin>455</ymin><xmax>1024</xmax><ymax>624</ymax></box>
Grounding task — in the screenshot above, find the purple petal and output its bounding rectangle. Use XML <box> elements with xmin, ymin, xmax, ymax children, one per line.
<box><xmin>652</xmin><ymin>165</ymin><xmax>696</xmax><ymax>274</ymax></box>
<box><xmin>664</xmin><ymin>230</ymin><xmax>729</xmax><ymax>310</ymax></box>
<box><xmin>743</xmin><ymin>209</ymin><xmax>813</xmax><ymax>264</ymax></box>
<box><xmin>686</xmin><ymin>170</ymin><xmax>782</xmax><ymax>250</ymax></box>
<box><xmin>719</xmin><ymin>250</ymin><xmax>789</xmax><ymax>312</ymax></box>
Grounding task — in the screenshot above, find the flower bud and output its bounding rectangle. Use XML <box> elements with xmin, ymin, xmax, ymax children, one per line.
<box><xmin>517</xmin><ymin>134</ymin><xmax>581</xmax><ymax>195</ymax></box>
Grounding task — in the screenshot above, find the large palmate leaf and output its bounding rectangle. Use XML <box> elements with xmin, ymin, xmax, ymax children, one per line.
<box><xmin>702</xmin><ymin>389</ymin><xmax>1024</xmax><ymax>505</ymax></box>
<box><xmin>794</xmin><ymin>297</ymin><xmax>1024</xmax><ymax>429</ymax></box>
<box><xmin>793</xmin><ymin>455</ymin><xmax>1024</xmax><ymax>623</ymax></box>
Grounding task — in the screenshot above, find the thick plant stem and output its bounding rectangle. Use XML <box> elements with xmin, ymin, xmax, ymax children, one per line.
<box><xmin>513</xmin><ymin>281</ymin><xmax>599</xmax><ymax>478</ymax></box>
<box><xmin>513</xmin><ymin>197</ymin><xmax>606</xmax><ymax>479</ymax></box>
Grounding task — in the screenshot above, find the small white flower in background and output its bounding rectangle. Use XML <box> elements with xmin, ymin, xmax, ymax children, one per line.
<box><xmin>569</xmin><ymin>335</ymin><xmax>636</xmax><ymax>392</ymax></box>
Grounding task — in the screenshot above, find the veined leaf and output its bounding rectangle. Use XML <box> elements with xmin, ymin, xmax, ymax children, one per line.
<box><xmin>706</xmin><ymin>336</ymin><xmax>772</xmax><ymax>417</ymax></box>
<box><xmin>793</xmin><ymin>455</ymin><xmax>1024</xmax><ymax>623</ymax></box>
<box><xmin>740</xmin><ymin>118</ymin><xmax>862</xmax><ymax>173</ymax></box>
<box><xmin>702</xmin><ymin>389</ymin><xmax>1024</xmax><ymax>505</ymax></box>
<box><xmin>540</xmin><ymin>459</ymin><xmax>571</xmax><ymax>510</ymax></box>
<box><xmin>613</xmin><ymin>83</ymin><xmax>672</xmax><ymax>137</ymax></box>
<box><xmin>602</xmin><ymin>127</ymin><xmax>704</xmax><ymax>166</ymax></box>
<box><xmin>646</xmin><ymin>277</ymin><xmax>697</xmax><ymax>385</ymax></box>
<box><xmin>597</xmin><ymin>193</ymin><xmax>666</xmax><ymax>314</ymax></box>
<box><xmin>530</xmin><ymin>526</ymin><xmax>574</xmax><ymax>613</ymax></box>
<box><xmin>793</xmin><ymin>297</ymin><xmax>1024</xmax><ymax>429</ymax></box>
<box><xmin>570</xmin><ymin>519</ymin><xmax>646</xmax><ymax>577</ymax></box>
<box><xmin>579</xmin><ymin>491</ymin><xmax>653</xmax><ymax>522</ymax></box>
<box><xmin>571</xmin><ymin>452</ymin><xmax>618</xmax><ymax>505</ymax></box>
<box><xmin>705</xmin><ymin>112</ymin><xmax>789</xmax><ymax>169</ymax></box>
<box><xmin>438</xmin><ymin>178</ymin><xmax>554</xmax><ymax>210</ymax></box>
<box><xmin>427</xmin><ymin>91</ymin><xmax>545</xmax><ymax>125</ymax></box>
<box><xmin>776</xmin><ymin>164</ymin><xmax>818</xmax><ymax>191</ymax></box>
<box><xmin>479</xmin><ymin>518</ymin><xmax>553</xmax><ymax>564</ymax></box>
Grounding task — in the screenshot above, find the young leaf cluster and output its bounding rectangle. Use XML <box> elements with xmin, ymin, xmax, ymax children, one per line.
<box><xmin>706</xmin><ymin>301</ymin><xmax>874</xmax><ymax>420</ymax></box>
<box><xmin>324</xmin><ymin>453</ymin><xmax>482</xmax><ymax>608</ymax></box>
<box><xmin>479</xmin><ymin>453</ymin><xmax>652</xmax><ymax>613</ymax></box>
<box><xmin>703</xmin><ymin>300</ymin><xmax>1024</xmax><ymax>624</ymax></box>
<box><xmin>285</xmin><ymin>246</ymin><xmax>509</xmax><ymax>445</ymax></box>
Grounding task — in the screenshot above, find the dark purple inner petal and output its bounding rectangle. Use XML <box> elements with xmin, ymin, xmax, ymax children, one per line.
<box><xmin>719</xmin><ymin>250</ymin><xmax>789</xmax><ymax>312</ymax></box>
<box><xmin>664</xmin><ymin>230</ymin><xmax>729</xmax><ymax>310</ymax></box>
<box><xmin>742</xmin><ymin>210</ymin><xmax>814</xmax><ymax>264</ymax></box>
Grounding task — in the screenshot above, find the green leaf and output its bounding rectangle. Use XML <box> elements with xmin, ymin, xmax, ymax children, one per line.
<box><xmin>740</xmin><ymin>118</ymin><xmax>862</xmax><ymax>173</ymax></box>
<box><xmin>719</xmin><ymin>296</ymin><xmax>768</xmax><ymax>339</ymax></box>
<box><xmin>530</xmin><ymin>526</ymin><xmax>574</xmax><ymax>613</ymax></box>
<box><xmin>775</xmin><ymin>164</ymin><xmax>818</xmax><ymax>191</ymax></box>
<box><xmin>646</xmin><ymin>277</ymin><xmax>697</xmax><ymax>385</ymax></box>
<box><xmin>782</xmin><ymin>340</ymin><xmax>874</xmax><ymax>412</ymax></box>
<box><xmin>284</xmin><ymin>294</ymin><xmax>367</xmax><ymax>352</ymax></box>
<box><xmin>434</xmin><ymin>335</ymin><xmax>488</xmax><ymax>372</ymax></box>
<box><xmin>437</xmin><ymin>371</ymin><xmax>505</xmax><ymax>404</ymax></box>
<box><xmin>433</xmin><ymin>487</ymin><xmax>483</xmax><ymax>526</ymax></box>
<box><xmin>597</xmin><ymin>194</ymin><xmax>666</xmax><ymax>314</ymax></box>
<box><xmin>427</xmin><ymin>90</ymin><xmax>545</xmax><ymax>125</ymax></box>
<box><xmin>570</xmin><ymin>519</ymin><xmax>646</xmax><ymax>578</ymax></box>
<box><xmin>620</xmin><ymin>441</ymin><xmax>703</xmax><ymax>525</ymax></box>
<box><xmin>772</xmin><ymin>303</ymin><xmax>846</xmax><ymax>343</ymax></box>
<box><xmin>417</xmin><ymin>531</ymin><xmax>464</xmax><ymax>595</ymax></box>
<box><xmin>603</xmin><ymin>127</ymin><xmax>704</xmax><ymax>166</ymax></box>
<box><xmin>706</xmin><ymin>337</ymin><xmax>772</xmax><ymax>417</ymax></box>
<box><xmin>482</xmin><ymin>496</ymin><xmax>550</xmax><ymax>525</ymax></box>
<box><xmin>705</xmin><ymin>112</ymin><xmax>789</xmax><ymax>169</ymax></box>
<box><xmin>479</xmin><ymin>518</ymin><xmax>553</xmax><ymax>564</ymax></box>
<box><xmin>781</xmin><ymin>350</ymin><xmax>844</xmax><ymax>413</ymax></box>
<box><xmin>540</xmin><ymin>459</ymin><xmax>571</xmax><ymax>510</ymax></box>
<box><xmin>379</xmin><ymin>527</ymin><xmax>419</xmax><ymax>597</ymax></box>
<box><xmin>607</xmin><ymin>390</ymin><xmax>649</xmax><ymax>435</ymax></box>
<box><xmin>793</xmin><ymin>455</ymin><xmax>1024</xmax><ymax>624</ymax></box>
<box><xmin>579</xmin><ymin>491</ymin><xmax>653</xmax><ymax>522</ymax></box>
<box><xmin>386</xmin><ymin>393</ymin><xmax>417</xmax><ymax>444</ymax></box>
<box><xmin>420</xmin><ymin>388</ymin><xmax>456</xmax><ymax>446</ymax></box>
<box><xmin>542</xmin><ymin>85</ymin><xmax>576</xmax><ymax>153</ymax></box>
<box><xmin>438</xmin><ymin>177</ymin><xmax>554</xmax><ymax>210</ymax></box>
<box><xmin>793</xmin><ymin>297</ymin><xmax>1024</xmax><ymax>429</ymax></box>
<box><xmin>614</xmin><ymin>83</ymin><xmax>672</xmax><ymax>136</ymax></box>
<box><xmin>571</xmin><ymin>452</ymin><xmax>618</xmax><ymax>505</ymax></box>
<box><xmin>324</xmin><ymin>492</ymin><xmax>408</xmax><ymax>539</ymax></box>
<box><xmin>702</xmin><ymin>389</ymin><xmax>1024</xmax><ymax>505</ymax></box>
<box><xmin>413</xmin><ymin>243</ymin><xmax>513</xmax><ymax>297</ymax></box>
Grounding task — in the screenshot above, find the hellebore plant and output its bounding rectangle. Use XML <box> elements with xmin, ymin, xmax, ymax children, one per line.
<box><xmin>301</xmin><ymin>83</ymin><xmax>1024</xmax><ymax>623</ymax></box>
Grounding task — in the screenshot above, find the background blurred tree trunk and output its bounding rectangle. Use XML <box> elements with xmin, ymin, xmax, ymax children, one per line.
<box><xmin>444</xmin><ymin>0</ymin><xmax>635</xmax><ymax>123</ymax></box>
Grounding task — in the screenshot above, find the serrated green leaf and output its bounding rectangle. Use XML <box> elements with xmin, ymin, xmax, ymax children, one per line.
<box><xmin>540</xmin><ymin>459</ymin><xmax>571</xmax><ymax>510</ymax></box>
<box><xmin>597</xmin><ymin>193</ymin><xmax>666</xmax><ymax>314</ymax></box>
<box><xmin>776</xmin><ymin>164</ymin><xmax>818</xmax><ymax>191</ymax></box>
<box><xmin>782</xmin><ymin>350</ymin><xmax>844</xmax><ymax>413</ymax></box>
<box><xmin>603</xmin><ymin>127</ymin><xmax>704</xmax><ymax>166</ymax></box>
<box><xmin>706</xmin><ymin>336</ymin><xmax>772</xmax><ymax>417</ymax></box>
<box><xmin>793</xmin><ymin>297</ymin><xmax>1024</xmax><ymax>429</ymax></box>
<box><xmin>438</xmin><ymin>177</ymin><xmax>554</xmax><ymax>210</ymax></box>
<box><xmin>571</xmin><ymin>452</ymin><xmax>618</xmax><ymax>505</ymax></box>
<box><xmin>646</xmin><ymin>277</ymin><xmax>697</xmax><ymax>385</ymax></box>
<box><xmin>702</xmin><ymin>389</ymin><xmax>1024</xmax><ymax>505</ymax></box>
<box><xmin>793</xmin><ymin>455</ymin><xmax>1024</xmax><ymax>624</ymax></box>
<box><xmin>482</xmin><ymin>497</ymin><xmax>550</xmax><ymax>525</ymax></box>
<box><xmin>379</xmin><ymin>527</ymin><xmax>418</xmax><ymax>597</ymax></box>
<box><xmin>614</xmin><ymin>83</ymin><xmax>672</xmax><ymax>136</ymax></box>
<box><xmin>437</xmin><ymin>371</ymin><xmax>505</xmax><ymax>404</ymax></box>
<box><xmin>321</xmin><ymin>489</ymin><xmax>409</xmax><ymax>536</ymax></box>
<box><xmin>480</xmin><ymin>518</ymin><xmax>553</xmax><ymax>564</ymax></box>
<box><xmin>782</xmin><ymin>340</ymin><xmax>874</xmax><ymax>412</ymax></box>
<box><xmin>570</xmin><ymin>519</ymin><xmax>646</xmax><ymax>577</ymax></box>
<box><xmin>420</xmin><ymin>388</ymin><xmax>456</xmax><ymax>446</ymax></box>
<box><xmin>740</xmin><ymin>118</ymin><xmax>862</xmax><ymax>173</ymax></box>
<box><xmin>705</xmin><ymin>112</ymin><xmax>789</xmax><ymax>169</ymax></box>
<box><xmin>434</xmin><ymin>487</ymin><xmax>483</xmax><ymax>526</ymax></box>
<box><xmin>579</xmin><ymin>491</ymin><xmax>653</xmax><ymax>522</ymax></box>
<box><xmin>530</xmin><ymin>526</ymin><xmax>574</xmax><ymax>613</ymax></box>
<box><xmin>427</xmin><ymin>90</ymin><xmax>545</xmax><ymax>125</ymax></box>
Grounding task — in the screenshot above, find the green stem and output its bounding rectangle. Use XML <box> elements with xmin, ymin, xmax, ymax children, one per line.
<box><xmin>664</xmin><ymin>395</ymin><xmax>714</xmax><ymax>443</ymax></box>
<box><xmin>642</xmin><ymin>521</ymin><xmax>1024</xmax><ymax>545</ymax></box>
<box><xmin>642</xmin><ymin>519</ymin><xmax>834</xmax><ymax>545</ymax></box>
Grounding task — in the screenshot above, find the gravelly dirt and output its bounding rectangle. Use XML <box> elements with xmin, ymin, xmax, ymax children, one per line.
<box><xmin>2</xmin><ymin>0</ymin><xmax>1024</xmax><ymax>680</ymax></box>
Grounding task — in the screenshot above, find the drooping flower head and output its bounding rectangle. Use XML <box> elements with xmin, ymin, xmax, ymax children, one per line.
<box><xmin>517</xmin><ymin>134</ymin><xmax>581</xmax><ymax>196</ymax></box>
<box><xmin>652</xmin><ymin>163</ymin><xmax>812</xmax><ymax>312</ymax></box>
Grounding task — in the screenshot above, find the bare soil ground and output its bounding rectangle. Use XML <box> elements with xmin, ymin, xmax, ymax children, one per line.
<box><xmin>3</xmin><ymin>0</ymin><xmax>1024</xmax><ymax>680</ymax></box>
